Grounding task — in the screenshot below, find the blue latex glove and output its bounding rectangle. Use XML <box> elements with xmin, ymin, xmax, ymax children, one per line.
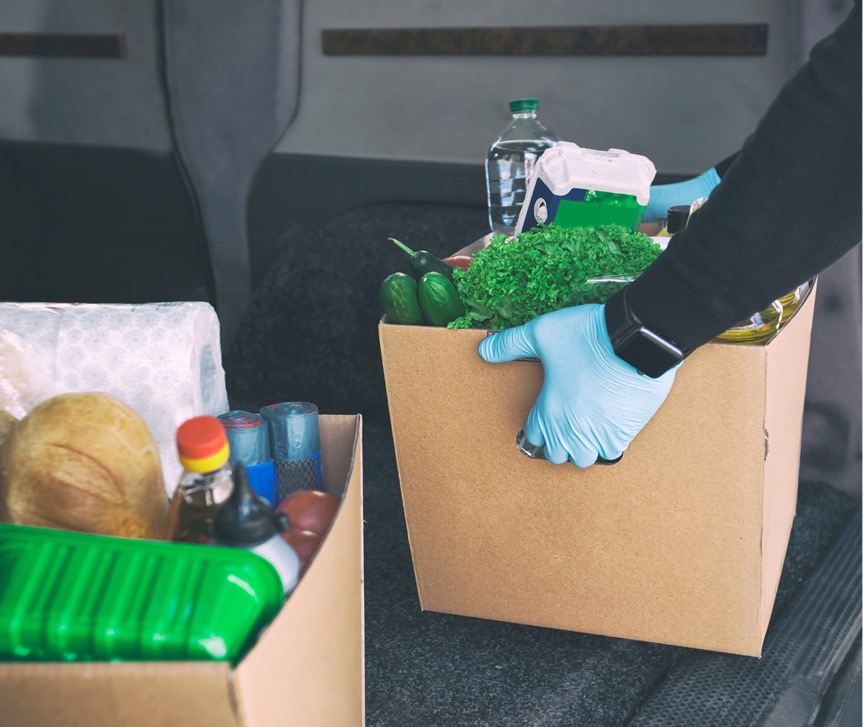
<box><xmin>643</xmin><ymin>167</ymin><xmax>721</xmax><ymax>223</ymax></box>
<box><xmin>479</xmin><ymin>304</ymin><xmax>678</xmax><ymax>467</ymax></box>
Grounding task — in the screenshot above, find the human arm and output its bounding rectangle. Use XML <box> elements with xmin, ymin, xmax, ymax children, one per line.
<box><xmin>642</xmin><ymin>154</ymin><xmax>739</xmax><ymax>223</ymax></box>
<box><xmin>642</xmin><ymin>167</ymin><xmax>721</xmax><ymax>223</ymax></box>
<box><xmin>481</xmin><ymin>2</ymin><xmax>861</xmax><ymax>466</ymax></box>
<box><xmin>618</xmin><ymin>1</ymin><xmax>861</xmax><ymax>354</ymax></box>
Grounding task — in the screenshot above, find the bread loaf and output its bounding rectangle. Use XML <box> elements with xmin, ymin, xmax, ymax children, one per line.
<box><xmin>0</xmin><ymin>392</ymin><xmax>168</xmax><ymax>539</ymax></box>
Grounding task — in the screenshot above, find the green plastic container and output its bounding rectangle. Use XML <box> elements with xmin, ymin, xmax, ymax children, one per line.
<box><xmin>0</xmin><ymin>524</ymin><xmax>284</xmax><ymax>664</ymax></box>
<box><xmin>553</xmin><ymin>190</ymin><xmax>646</xmax><ymax>231</ymax></box>
<box><xmin>516</xmin><ymin>142</ymin><xmax>655</xmax><ymax>234</ymax></box>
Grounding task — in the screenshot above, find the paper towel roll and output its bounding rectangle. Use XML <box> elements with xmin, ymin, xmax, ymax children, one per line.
<box><xmin>0</xmin><ymin>329</ymin><xmax>57</xmax><ymax>419</ymax></box>
<box><xmin>0</xmin><ymin>302</ymin><xmax>229</xmax><ymax>494</ymax></box>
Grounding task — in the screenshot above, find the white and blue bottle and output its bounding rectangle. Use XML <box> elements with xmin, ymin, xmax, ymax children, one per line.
<box><xmin>212</xmin><ymin>462</ymin><xmax>300</xmax><ymax>596</ymax></box>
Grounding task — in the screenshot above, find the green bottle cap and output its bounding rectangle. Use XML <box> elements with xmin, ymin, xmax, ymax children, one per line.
<box><xmin>509</xmin><ymin>98</ymin><xmax>539</xmax><ymax>114</ymax></box>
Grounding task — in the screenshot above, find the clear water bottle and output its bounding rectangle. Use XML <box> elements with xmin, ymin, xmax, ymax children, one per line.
<box><xmin>485</xmin><ymin>98</ymin><xmax>558</xmax><ymax>235</ymax></box>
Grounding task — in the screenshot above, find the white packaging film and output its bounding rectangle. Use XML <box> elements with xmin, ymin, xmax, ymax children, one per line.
<box><xmin>0</xmin><ymin>302</ymin><xmax>229</xmax><ymax>494</ymax></box>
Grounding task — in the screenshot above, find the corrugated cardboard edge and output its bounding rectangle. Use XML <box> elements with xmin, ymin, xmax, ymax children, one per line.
<box><xmin>0</xmin><ymin>661</ymin><xmax>239</xmax><ymax>727</ymax></box>
<box><xmin>378</xmin><ymin>322</ymin><xmax>430</xmax><ymax>608</ymax></box>
<box><xmin>758</xmin><ymin>285</ymin><xmax>817</xmax><ymax>650</ymax></box>
<box><xmin>233</xmin><ymin>414</ymin><xmax>364</xmax><ymax>727</ymax></box>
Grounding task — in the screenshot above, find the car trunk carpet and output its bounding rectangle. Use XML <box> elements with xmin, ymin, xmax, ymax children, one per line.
<box><xmin>626</xmin><ymin>509</ymin><xmax>860</xmax><ymax>727</ymax></box>
<box><xmin>360</xmin><ymin>423</ymin><xmax>856</xmax><ymax>727</ymax></box>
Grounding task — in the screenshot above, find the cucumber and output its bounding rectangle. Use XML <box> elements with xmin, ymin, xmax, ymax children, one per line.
<box><xmin>418</xmin><ymin>272</ymin><xmax>465</xmax><ymax>327</ymax></box>
<box><xmin>389</xmin><ymin>238</ymin><xmax>456</xmax><ymax>281</ymax></box>
<box><xmin>380</xmin><ymin>272</ymin><xmax>425</xmax><ymax>325</ymax></box>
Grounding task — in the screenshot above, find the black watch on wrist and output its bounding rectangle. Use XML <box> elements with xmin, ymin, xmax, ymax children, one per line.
<box><xmin>604</xmin><ymin>288</ymin><xmax>685</xmax><ymax>378</ymax></box>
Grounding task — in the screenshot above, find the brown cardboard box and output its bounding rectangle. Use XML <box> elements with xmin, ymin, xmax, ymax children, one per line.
<box><xmin>0</xmin><ymin>415</ymin><xmax>364</xmax><ymax>727</ymax></box>
<box><xmin>379</xmin><ymin>290</ymin><xmax>816</xmax><ymax>657</ymax></box>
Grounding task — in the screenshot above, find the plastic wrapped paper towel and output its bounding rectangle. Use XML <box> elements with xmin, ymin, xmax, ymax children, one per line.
<box><xmin>0</xmin><ymin>302</ymin><xmax>229</xmax><ymax>494</ymax></box>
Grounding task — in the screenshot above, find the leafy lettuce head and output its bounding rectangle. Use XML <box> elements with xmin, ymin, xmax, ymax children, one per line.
<box><xmin>449</xmin><ymin>224</ymin><xmax>662</xmax><ymax>330</ymax></box>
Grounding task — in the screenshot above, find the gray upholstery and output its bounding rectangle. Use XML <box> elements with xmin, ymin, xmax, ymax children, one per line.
<box><xmin>800</xmin><ymin>246</ymin><xmax>862</xmax><ymax>499</ymax></box>
<box><xmin>162</xmin><ymin>0</ymin><xmax>302</xmax><ymax>345</ymax></box>
<box><xmin>225</xmin><ymin>202</ymin><xmax>490</xmax><ymax>424</ymax></box>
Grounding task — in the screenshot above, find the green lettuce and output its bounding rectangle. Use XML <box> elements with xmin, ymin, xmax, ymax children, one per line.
<box><xmin>449</xmin><ymin>224</ymin><xmax>661</xmax><ymax>330</ymax></box>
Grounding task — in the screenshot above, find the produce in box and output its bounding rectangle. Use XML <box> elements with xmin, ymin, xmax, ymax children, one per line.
<box><xmin>449</xmin><ymin>224</ymin><xmax>661</xmax><ymax>330</ymax></box>
<box><xmin>381</xmin><ymin>239</ymin><xmax>463</xmax><ymax>326</ymax></box>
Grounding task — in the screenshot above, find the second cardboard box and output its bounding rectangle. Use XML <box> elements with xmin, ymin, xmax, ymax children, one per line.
<box><xmin>380</xmin><ymin>289</ymin><xmax>816</xmax><ymax>657</ymax></box>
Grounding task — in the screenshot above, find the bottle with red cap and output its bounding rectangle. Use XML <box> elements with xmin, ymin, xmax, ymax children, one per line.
<box><xmin>168</xmin><ymin>415</ymin><xmax>234</xmax><ymax>544</ymax></box>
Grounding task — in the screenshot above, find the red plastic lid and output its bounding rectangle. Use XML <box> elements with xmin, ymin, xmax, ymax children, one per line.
<box><xmin>177</xmin><ymin>416</ymin><xmax>228</xmax><ymax>459</ymax></box>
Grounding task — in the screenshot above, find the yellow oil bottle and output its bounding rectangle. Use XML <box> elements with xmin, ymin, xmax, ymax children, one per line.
<box><xmin>714</xmin><ymin>300</ymin><xmax>783</xmax><ymax>345</ymax></box>
<box><xmin>661</xmin><ymin>200</ymin><xmax>811</xmax><ymax>346</ymax></box>
<box><xmin>714</xmin><ymin>281</ymin><xmax>811</xmax><ymax>345</ymax></box>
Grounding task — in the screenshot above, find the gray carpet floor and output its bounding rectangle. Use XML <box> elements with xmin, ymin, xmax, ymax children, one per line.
<box><xmin>360</xmin><ymin>423</ymin><xmax>855</xmax><ymax>727</ymax></box>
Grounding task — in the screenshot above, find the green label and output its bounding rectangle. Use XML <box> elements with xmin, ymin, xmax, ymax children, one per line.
<box><xmin>554</xmin><ymin>192</ymin><xmax>645</xmax><ymax>232</ymax></box>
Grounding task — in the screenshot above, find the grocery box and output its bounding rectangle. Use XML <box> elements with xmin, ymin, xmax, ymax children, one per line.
<box><xmin>0</xmin><ymin>414</ymin><xmax>364</xmax><ymax>727</ymax></box>
<box><xmin>379</xmin><ymin>284</ymin><xmax>816</xmax><ymax>657</ymax></box>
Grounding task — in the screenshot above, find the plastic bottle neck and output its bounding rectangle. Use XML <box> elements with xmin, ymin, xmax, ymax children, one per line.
<box><xmin>512</xmin><ymin>111</ymin><xmax>538</xmax><ymax>120</ymax></box>
<box><xmin>184</xmin><ymin>464</ymin><xmax>229</xmax><ymax>477</ymax></box>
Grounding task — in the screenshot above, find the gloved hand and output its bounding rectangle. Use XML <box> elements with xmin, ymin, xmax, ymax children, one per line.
<box><xmin>643</xmin><ymin>167</ymin><xmax>721</xmax><ymax>223</ymax></box>
<box><xmin>479</xmin><ymin>304</ymin><xmax>678</xmax><ymax>467</ymax></box>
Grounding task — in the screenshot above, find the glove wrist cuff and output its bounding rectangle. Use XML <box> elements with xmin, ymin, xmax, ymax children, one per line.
<box><xmin>698</xmin><ymin>167</ymin><xmax>721</xmax><ymax>194</ymax></box>
<box><xmin>604</xmin><ymin>289</ymin><xmax>685</xmax><ymax>378</ymax></box>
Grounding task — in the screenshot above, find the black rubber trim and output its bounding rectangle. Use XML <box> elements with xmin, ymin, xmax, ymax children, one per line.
<box><xmin>814</xmin><ymin>634</ymin><xmax>861</xmax><ymax>727</ymax></box>
<box><xmin>626</xmin><ymin>512</ymin><xmax>862</xmax><ymax>727</ymax></box>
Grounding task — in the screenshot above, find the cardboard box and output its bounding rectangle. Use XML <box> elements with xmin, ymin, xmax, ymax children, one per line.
<box><xmin>0</xmin><ymin>415</ymin><xmax>364</xmax><ymax>727</ymax></box>
<box><xmin>379</xmin><ymin>290</ymin><xmax>816</xmax><ymax>657</ymax></box>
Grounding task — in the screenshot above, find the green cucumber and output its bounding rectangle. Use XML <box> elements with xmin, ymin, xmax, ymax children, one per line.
<box><xmin>418</xmin><ymin>272</ymin><xmax>464</xmax><ymax>327</ymax></box>
<box><xmin>389</xmin><ymin>238</ymin><xmax>456</xmax><ymax>280</ymax></box>
<box><xmin>380</xmin><ymin>272</ymin><xmax>425</xmax><ymax>325</ymax></box>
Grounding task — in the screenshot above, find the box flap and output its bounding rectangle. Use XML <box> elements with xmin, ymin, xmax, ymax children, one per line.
<box><xmin>234</xmin><ymin>414</ymin><xmax>364</xmax><ymax>727</ymax></box>
<box><xmin>0</xmin><ymin>661</ymin><xmax>238</xmax><ymax>727</ymax></box>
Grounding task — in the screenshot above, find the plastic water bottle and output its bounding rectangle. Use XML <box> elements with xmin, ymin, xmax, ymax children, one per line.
<box><xmin>485</xmin><ymin>98</ymin><xmax>558</xmax><ymax>235</ymax></box>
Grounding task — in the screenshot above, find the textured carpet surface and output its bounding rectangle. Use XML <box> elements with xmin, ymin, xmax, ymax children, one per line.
<box><xmin>226</xmin><ymin>202</ymin><xmax>489</xmax><ymax>424</ymax></box>
<box><xmin>225</xmin><ymin>202</ymin><xmax>859</xmax><ymax>727</ymax></box>
<box><xmin>361</xmin><ymin>422</ymin><xmax>856</xmax><ymax>727</ymax></box>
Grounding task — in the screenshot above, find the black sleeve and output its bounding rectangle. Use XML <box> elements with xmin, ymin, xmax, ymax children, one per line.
<box><xmin>713</xmin><ymin>153</ymin><xmax>738</xmax><ymax>179</ymax></box>
<box><xmin>612</xmin><ymin>1</ymin><xmax>861</xmax><ymax>354</ymax></box>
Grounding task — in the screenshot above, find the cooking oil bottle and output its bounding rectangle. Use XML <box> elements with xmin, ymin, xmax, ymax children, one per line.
<box><xmin>669</xmin><ymin>199</ymin><xmax>808</xmax><ymax>345</ymax></box>
<box><xmin>168</xmin><ymin>415</ymin><xmax>234</xmax><ymax>544</ymax></box>
<box><xmin>713</xmin><ymin>300</ymin><xmax>784</xmax><ymax>345</ymax></box>
<box><xmin>656</xmin><ymin>205</ymin><xmax>692</xmax><ymax>237</ymax></box>
<box><xmin>776</xmin><ymin>281</ymin><xmax>811</xmax><ymax>325</ymax></box>
<box><xmin>713</xmin><ymin>280</ymin><xmax>811</xmax><ymax>345</ymax></box>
